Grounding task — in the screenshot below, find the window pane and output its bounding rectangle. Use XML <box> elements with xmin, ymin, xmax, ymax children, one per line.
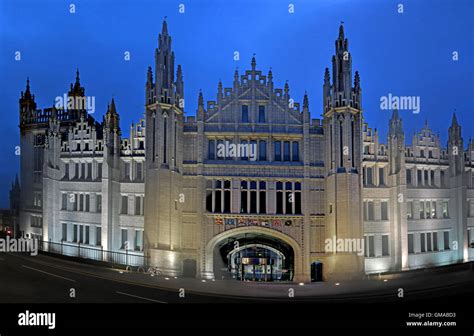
<box><xmin>408</xmin><ymin>234</ymin><xmax>414</xmax><ymax>254</ymax></box>
<box><xmin>259</xmin><ymin>141</ymin><xmax>267</xmax><ymax>161</ymax></box>
<box><xmin>382</xmin><ymin>235</ymin><xmax>389</xmax><ymax>256</ymax></box>
<box><xmin>274</xmin><ymin>141</ymin><xmax>281</xmax><ymax>161</ymax></box>
<box><xmin>242</xmin><ymin>105</ymin><xmax>249</xmax><ymax>123</ymax></box>
<box><xmin>381</xmin><ymin>201</ymin><xmax>388</xmax><ymax>220</ymax></box>
<box><xmin>208</xmin><ymin>140</ymin><xmax>215</xmax><ymax>160</ymax></box>
<box><xmin>258</xmin><ymin>105</ymin><xmax>265</xmax><ymax>123</ymax></box>
<box><xmin>292</xmin><ymin>142</ymin><xmax>299</xmax><ymax>161</ymax></box>
<box><xmin>283</xmin><ymin>141</ymin><xmax>290</xmax><ymax>161</ymax></box>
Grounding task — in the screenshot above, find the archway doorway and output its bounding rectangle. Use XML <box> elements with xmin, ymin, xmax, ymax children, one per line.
<box><xmin>214</xmin><ymin>233</ymin><xmax>294</xmax><ymax>282</ymax></box>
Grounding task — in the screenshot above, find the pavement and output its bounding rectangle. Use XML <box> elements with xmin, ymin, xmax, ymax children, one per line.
<box><xmin>1</xmin><ymin>252</ymin><xmax>474</xmax><ymax>303</ymax></box>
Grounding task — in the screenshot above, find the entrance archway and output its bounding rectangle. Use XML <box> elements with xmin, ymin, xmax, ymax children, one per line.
<box><xmin>204</xmin><ymin>227</ymin><xmax>303</xmax><ymax>282</ymax></box>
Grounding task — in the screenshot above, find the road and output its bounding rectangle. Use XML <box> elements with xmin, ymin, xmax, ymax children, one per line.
<box><xmin>1</xmin><ymin>252</ymin><xmax>474</xmax><ymax>303</ymax></box>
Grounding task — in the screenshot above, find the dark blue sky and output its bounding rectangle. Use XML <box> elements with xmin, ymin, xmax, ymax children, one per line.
<box><xmin>0</xmin><ymin>0</ymin><xmax>473</xmax><ymax>207</ymax></box>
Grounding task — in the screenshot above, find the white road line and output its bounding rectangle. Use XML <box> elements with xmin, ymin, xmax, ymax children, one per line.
<box><xmin>116</xmin><ymin>291</ymin><xmax>167</xmax><ymax>304</ymax></box>
<box><xmin>22</xmin><ymin>265</ymin><xmax>76</xmax><ymax>282</ymax></box>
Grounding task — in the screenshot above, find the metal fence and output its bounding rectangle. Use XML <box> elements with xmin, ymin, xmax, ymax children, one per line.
<box><xmin>38</xmin><ymin>240</ymin><xmax>147</xmax><ymax>267</ymax></box>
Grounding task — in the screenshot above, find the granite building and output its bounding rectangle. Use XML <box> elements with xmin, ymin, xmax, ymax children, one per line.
<box><xmin>17</xmin><ymin>21</ymin><xmax>474</xmax><ymax>282</ymax></box>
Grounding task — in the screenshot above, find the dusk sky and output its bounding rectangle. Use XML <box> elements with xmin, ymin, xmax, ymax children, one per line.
<box><xmin>0</xmin><ymin>0</ymin><xmax>473</xmax><ymax>207</ymax></box>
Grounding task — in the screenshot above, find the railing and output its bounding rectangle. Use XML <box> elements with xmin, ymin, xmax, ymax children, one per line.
<box><xmin>38</xmin><ymin>240</ymin><xmax>147</xmax><ymax>267</ymax></box>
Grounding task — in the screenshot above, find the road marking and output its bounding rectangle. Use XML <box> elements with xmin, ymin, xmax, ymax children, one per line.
<box><xmin>22</xmin><ymin>265</ymin><xmax>76</xmax><ymax>282</ymax></box>
<box><xmin>116</xmin><ymin>291</ymin><xmax>167</xmax><ymax>303</ymax></box>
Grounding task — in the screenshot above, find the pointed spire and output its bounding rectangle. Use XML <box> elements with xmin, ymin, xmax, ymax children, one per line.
<box><xmin>162</xmin><ymin>16</ymin><xmax>168</xmax><ymax>35</ymax></box>
<box><xmin>177</xmin><ymin>64</ymin><xmax>182</xmax><ymax>78</ymax></box>
<box><xmin>26</xmin><ymin>77</ymin><xmax>30</xmax><ymax>93</ymax></box>
<box><xmin>268</xmin><ymin>67</ymin><xmax>273</xmax><ymax>80</ymax></box>
<box><xmin>324</xmin><ymin>67</ymin><xmax>330</xmax><ymax>82</ymax></box>
<box><xmin>284</xmin><ymin>81</ymin><xmax>289</xmax><ymax>95</ymax></box>
<box><xmin>391</xmin><ymin>108</ymin><xmax>399</xmax><ymax>120</ymax></box>
<box><xmin>105</xmin><ymin>98</ymin><xmax>120</xmax><ymax>133</ymax></box>
<box><xmin>451</xmin><ymin>111</ymin><xmax>459</xmax><ymax>126</ymax></box>
<box><xmin>251</xmin><ymin>54</ymin><xmax>256</xmax><ymax>71</ymax></box>
<box><xmin>354</xmin><ymin>70</ymin><xmax>360</xmax><ymax>89</ymax></box>
<box><xmin>303</xmin><ymin>91</ymin><xmax>309</xmax><ymax>109</ymax></box>
<box><xmin>110</xmin><ymin>97</ymin><xmax>117</xmax><ymax>115</ymax></box>
<box><xmin>147</xmin><ymin>66</ymin><xmax>153</xmax><ymax>83</ymax></box>
<box><xmin>198</xmin><ymin>90</ymin><xmax>204</xmax><ymax>107</ymax></box>
<box><xmin>339</xmin><ymin>21</ymin><xmax>345</xmax><ymax>40</ymax></box>
<box><xmin>69</xmin><ymin>69</ymin><xmax>85</xmax><ymax>97</ymax></box>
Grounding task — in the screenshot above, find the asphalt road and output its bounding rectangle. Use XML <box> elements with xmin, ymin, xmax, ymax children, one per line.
<box><xmin>0</xmin><ymin>253</ymin><xmax>250</xmax><ymax>303</ymax></box>
<box><xmin>1</xmin><ymin>252</ymin><xmax>474</xmax><ymax>304</ymax></box>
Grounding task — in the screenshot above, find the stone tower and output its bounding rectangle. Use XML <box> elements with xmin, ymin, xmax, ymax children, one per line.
<box><xmin>323</xmin><ymin>24</ymin><xmax>364</xmax><ymax>280</ymax></box>
<box><xmin>447</xmin><ymin>113</ymin><xmax>468</xmax><ymax>261</ymax></box>
<box><xmin>144</xmin><ymin>19</ymin><xmax>185</xmax><ymax>276</ymax></box>
<box><xmin>387</xmin><ymin>109</ymin><xmax>408</xmax><ymax>270</ymax></box>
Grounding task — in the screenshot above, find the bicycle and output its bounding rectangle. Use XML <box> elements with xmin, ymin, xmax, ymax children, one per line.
<box><xmin>147</xmin><ymin>266</ymin><xmax>162</xmax><ymax>276</ymax></box>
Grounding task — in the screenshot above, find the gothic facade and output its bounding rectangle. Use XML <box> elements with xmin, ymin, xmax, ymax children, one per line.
<box><xmin>17</xmin><ymin>21</ymin><xmax>474</xmax><ymax>282</ymax></box>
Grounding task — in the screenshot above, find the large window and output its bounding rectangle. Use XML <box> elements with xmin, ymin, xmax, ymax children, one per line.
<box><xmin>292</xmin><ymin>142</ymin><xmax>299</xmax><ymax>162</ymax></box>
<box><xmin>381</xmin><ymin>201</ymin><xmax>388</xmax><ymax>220</ymax></box>
<box><xmin>364</xmin><ymin>201</ymin><xmax>375</xmax><ymax>221</ymax></box>
<box><xmin>85</xmin><ymin>194</ymin><xmax>90</xmax><ymax>212</ymax></box>
<box><xmin>258</xmin><ymin>105</ymin><xmax>265</xmax><ymax>123</ymax></box>
<box><xmin>136</xmin><ymin>162</ymin><xmax>143</xmax><ymax>181</ymax></box>
<box><xmin>275</xmin><ymin>181</ymin><xmax>301</xmax><ymax>215</ymax></box>
<box><xmin>379</xmin><ymin>167</ymin><xmax>385</xmax><ymax>186</ymax></box>
<box><xmin>241</xmin><ymin>180</ymin><xmax>266</xmax><ymax>214</ymax></box>
<box><xmin>283</xmin><ymin>141</ymin><xmax>290</xmax><ymax>161</ymax></box>
<box><xmin>274</xmin><ymin>141</ymin><xmax>281</xmax><ymax>161</ymax></box>
<box><xmin>382</xmin><ymin>235</ymin><xmax>389</xmax><ymax>256</ymax></box>
<box><xmin>442</xmin><ymin>201</ymin><xmax>449</xmax><ymax>218</ymax></box>
<box><xmin>365</xmin><ymin>236</ymin><xmax>375</xmax><ymax>257</ymax></box>
<box><xmin>259</xmin><ymin>141</ymin><xmax>267</xmax><ymax>161</ymax></box>
<box><xmin>135</xmin><ymin>196</ymin><xmax>143</xmax><ymax>216</ymax></box>
<box><xmin>135</xmin><ymin>230</ymin><xmax>143</xmax><ymax>251</ymax></box>
<box><xmin>96</xmin><ymin>194</ymin><xmax>102</xmax><ymax>213</ymax></box>
<box><xmin>62</xmin><ymin>223</ymin><xmax>67</xmax><ymax>241</ymax></box>
<box><xmin>96</xmin><ymin>227</ymin><xmax>101</xmax><ymax>246</ymax></box>
<box><xmin>85</xmin><ymin>226</ymin><xmax>90</xmax><ymax>245</ymax></box>
<box><xmin>61</xmin><ymin>193</ymin><xmax>68</xmax><ymax>210</ymax></box>
<box><xmin>407</xmin><ymin>201</ymin><xmax>413</xmax><ymax>219</ymax></box>
<box><xmin>406</xmin><ymin>169</ymin><xmax>412</xmax><ymax>185</ymax></box>
<box><xmin>206</xmin><ymin>180</ymin><xmax>231</xmax><ymax>213</ymax></box>
<box><xmin>431</xmin><ymin>201</ymin><xmax>437</xmax><ymax>218</ymax></box>
<box><xmin>73</xmin><ymin>224</ymin><xmax>78</xmax><ymax>242</ymax></box>
<box><xmin>242</xmin><ymin>105</ymin><xmax>249</xmax><ymax>123</ymax></box>
<box><xmin>443</xmin><ymin>231</ymin><xmax>450</xmax><ymax>250</ymax></box>
<box><xmin>121</xmin><ymin>229</ymin><xmax>128</xmax><ymax>249</ymax></box>
<box><xmin>364</xmin><ymin>167</ymin><xmax>373</xmax><ymax>186</ymax></box>
<box><xmin>208</xmin><ymin>140</ymin><xmax>215</xmax><ymax>160</ymax></box>
<box><xmin>121</xmin><ymin>195</ymin><xmax>128</xmax><ymax>215</ymax></box>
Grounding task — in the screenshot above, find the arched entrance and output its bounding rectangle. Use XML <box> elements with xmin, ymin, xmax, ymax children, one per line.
<box><xmin>204</xmin><ymin>227</ymin><xmax>304</xmax><ymax>282</ymax></box>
